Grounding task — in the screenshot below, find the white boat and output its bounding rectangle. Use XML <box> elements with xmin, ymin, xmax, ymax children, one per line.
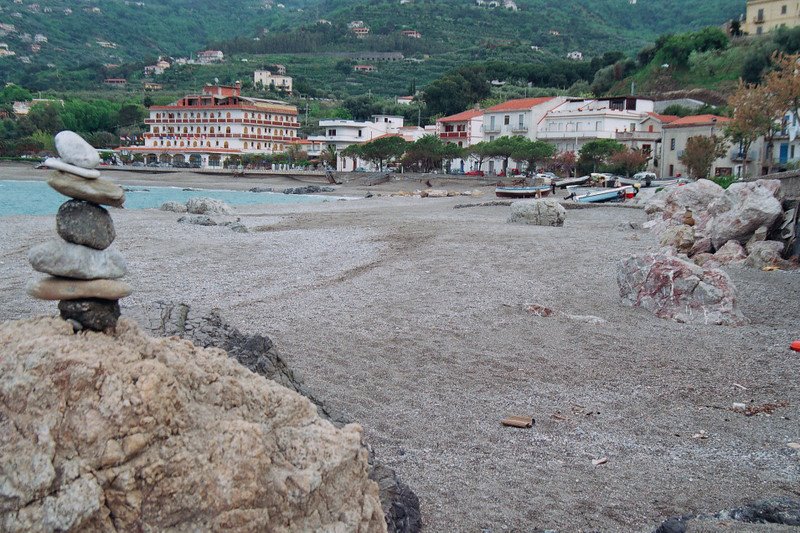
<box><xmin>495</xmin><ymin>185</ymin><xmax>551</xmax><ymax>198</ymax></box>
<box><xmin>566</xmin><ymin>185</ymin><xmax>635</xmax><ymax>203</ymax></box>
<box><xmin>553</xmin><ymin>175</ymin><xmax>590</xmax><ymax>188</ymax></box>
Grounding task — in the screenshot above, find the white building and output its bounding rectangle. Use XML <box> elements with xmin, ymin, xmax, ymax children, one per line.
<box><xmin>128</xmin><ymin>84</ymin><xmax>299</xmax><ymax>168</ymax></box>
<box><xmin>196</xmin><ymin>50</ymin><xmax>224</xmax><ymax>64</ymax></box>
<box><xmin>308</xmin><ymin>115</ymin><xmax>407</xmax><ymax>171</ymax></box>
<box><xmin>437</xmin><ymin>108</ymin><xmax>484</xmax><ymax>172</ymax></box>
<box><xmin>254</xmin><ymin>70</ymin><xmax>293</xmax><ymax>93</ymax></box>
<box><xmin>482</xmin><ymin>96</ymin><xmax>566</xmax><ymax>143</ymax></box>
<box><xmin>538</xmin><ymin>97</ymin><xmax>655</xmax><ymax>153</ymax></box>
<box><xmin>615</xmin><ymin>112</ymin><xmax>679</xmax><ymax>174</ymax></box>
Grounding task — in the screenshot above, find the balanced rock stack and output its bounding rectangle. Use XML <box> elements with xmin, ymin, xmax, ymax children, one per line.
<box><xmin>26</xmin><ymin>131</ymin><xmax>131</xmax><ymax>331</ymax></box>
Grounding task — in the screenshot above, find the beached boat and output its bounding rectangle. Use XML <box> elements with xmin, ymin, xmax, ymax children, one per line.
<box><xmin>553</xmin><ymin>175</ymin><xmax>590</xmax><ymax>188</ymax></box>
<box><xmin>566</xmin><ymin>185</ymin><xmax>634</xmax><ymax>203</ymax></box>
<box><xmin>495</xmin><ymin>185</ymin><xmax>551</xmax><ymax>198</ymax></box>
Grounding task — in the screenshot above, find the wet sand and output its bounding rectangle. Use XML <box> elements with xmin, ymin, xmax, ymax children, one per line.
<box><xmin>1</xmin><ymin>162</ymin><xmax>798</xmax><ymax>531</ymax></box>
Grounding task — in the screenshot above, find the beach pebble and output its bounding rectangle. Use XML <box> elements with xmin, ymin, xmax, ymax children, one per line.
<box><xmin>58</xmin><ymin>298</ymin><xmax>121</xmax><ymax>331</ymax></box>
<box><xmin>43</xmin><ymin>158</ymin><xmax>101</xmax><ymax>179</ymax></box>
<box><xmin>56</xmin><ymin>200</ymin><xmax>116</xmax><ymax>250</ymax></box>
<box><xmin>48</xmin><ymin>171</ymin><xmax>125</xmax><ymax>207</ymax></box>
<box><xmin>28</xmin><ymin>240</ymin><xmax>127</xmax><ymax>280</ymax></box>
<box><xmin>55</xmin><ymin>131</ymin><xmax>101</xmax><ymax>169</ymax></box>
<box><xmin>27</xmin><ymin>277</ymin><xmax>132</xmax><ymax>301</ymax></box>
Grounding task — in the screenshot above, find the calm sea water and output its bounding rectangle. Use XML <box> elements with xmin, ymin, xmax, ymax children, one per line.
<box><xmin>0</xmin><ymin>180</ymin><xmax>335</xmax><ymax>216</ymax></box>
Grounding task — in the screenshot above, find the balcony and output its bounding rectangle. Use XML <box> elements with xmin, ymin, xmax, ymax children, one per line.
<box><xmin>730</xmin><ymin>149</ymin><xmax>758</xmax><ymax>162</ymax></box>
<box><xmin>511</xmin><ymin>125</ymin><xmax>528</xmax><ymax>133</ymax></box>
<box><xmin>616</xmin><ymin>131</ymin><xmax>662</xmax><ymax>142</ymax></box>
<box><xmin>537</xmin><ymin>130</ymin><xmax>614</xmax><ymax>140</ymax></box>
<box><xmin>482</xmin><ymin>125</ymin><xmax>500</xmax><ymax>133</ymax></box>
<box><xmin>753</xmin><ymin>16</ymin><xmax>765</xmax><ymax>24</ymax></box>
<box><xmin>440</xmin><ymin>131</ymin><xmax>468</xmax><ymax>139</ymax></box>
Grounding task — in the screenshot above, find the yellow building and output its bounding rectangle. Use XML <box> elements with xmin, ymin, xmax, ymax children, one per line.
<box><xmin>743</xmin><ymin>0</ymin><xmax>800</xmax><ymax>35</ymax></box>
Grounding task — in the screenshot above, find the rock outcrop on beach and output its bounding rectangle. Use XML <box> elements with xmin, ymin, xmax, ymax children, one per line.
<box><xmin>27</xmin><ymin>131</ymin><xmax>131</xmax><ymax>331</ymax></box>
<box><xmin>185</xmin><ymin>196</ymin><xmax>233</xmax><ymax>215</ymax></box>
<box><xmin>617</xmin><ymin>253</ymin><xmax>747</xmax><ymax>325</ymax></box>
<box><xmin>507</xmin><ymin>199</ymin><xmax>566</xmax><ymax>227</ymax></box>
<box><xmin>644</xmin><ymin>179</ymin><xmax>793</xmax><ymax>269</ymax></box>
<box><xmin>652</xmin><ymin>497</ymin><xmax>800</xmax><ymax>532</ymax></box>
<box><xmin>0</xmin><ymin>316</ymin><xmax>386</xmax><ymax>533</ymax></box>
<box><xmin>132</xmin><ymin>301</ymin><xmax>422</xmax><ymax>533</ymax></box>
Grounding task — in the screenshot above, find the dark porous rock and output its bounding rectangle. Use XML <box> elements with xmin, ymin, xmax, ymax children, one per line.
<box><xmin>248</xmin><ymin>187</ymin><xmax>274</xmax><ymax>193</ymax></box>
<box><xmin>220</xmin><ymin>221</ymin><xmax>248</xmax><ymax>233</ymax></box>
<box><xmin>59</xmin><ymin>298</ymin><xmax>120</xmax><ymax>331</ymax></box>
<box><xmin>652</xmin><ymin>498</ymin><xmax>800</xmax><ymax>532</ymax></box>
<box><xmin>282</xmin><ymin>185</ymin><xmax>335</xmax><ymax>195</ymax></box>
<box><xmin>134</xmin><ymin>301</ymin><xmax>422</xmax><ymax>533</ymax></box>
<box><xmin>56</xmin><ymin>200</ymin><xmax>116</xmax><ymax>250</ymax></box>
<box><xmin>369</xmin><ymin>464</ymin><xmax>422</xmax><ymax>533</ymax></box>
<box><xmin>177</xmin><ymin>215</ymin><xmax>217</xmax><ymax>226</ymax></box>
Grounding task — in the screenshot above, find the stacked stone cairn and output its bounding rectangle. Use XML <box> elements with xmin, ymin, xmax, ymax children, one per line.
<box><xmin>26</xmin><ymin>131</ymin><xmax>131</xmax><ymax>331</ymax></box>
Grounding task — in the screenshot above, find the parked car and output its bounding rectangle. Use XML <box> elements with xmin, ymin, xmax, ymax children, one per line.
<box><xmin>465</xmin><ymin>170</ymin><xmax>485</xmax><ymax>177</ymax></box>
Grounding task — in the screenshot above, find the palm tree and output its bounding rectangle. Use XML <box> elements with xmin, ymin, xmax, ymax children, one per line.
<box><xmin>321</xmin><ymin>145</ymin><xmax>337</xmax><ymax>169</ymax></box>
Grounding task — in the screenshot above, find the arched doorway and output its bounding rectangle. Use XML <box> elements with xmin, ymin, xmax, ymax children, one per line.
<box><xmin>173</xmin><ymin>154</ymin><xmax>186</xmax><ymax>164</ymax></box>
<box><xmin>208</xmin><ymin>155</ymin><xmax>221</xmax><ymax>167</ymax></box>
<box><xmin>146</xmin><ymin>153</ymin><xmax>158</xmax><ymax>164</ymax></box>
<box><xmin>159</xmin><ymin>153</ymin><xmax>172</xmax><ymax>164</ymax></box>
<box><xmin>189</xmin><ymin>154</ymin><xmax>202</xmax><ymax>167</ymax></box>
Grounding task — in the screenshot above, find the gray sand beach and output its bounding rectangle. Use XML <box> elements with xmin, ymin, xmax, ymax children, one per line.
<box><xmin>1</xmin><ymin>164</ymin><xmax>799</xmax><ymax>531</ymax></box>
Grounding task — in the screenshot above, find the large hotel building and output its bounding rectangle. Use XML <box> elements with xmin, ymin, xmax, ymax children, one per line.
<box><xmin>128</xmin><ymin>84</ymin><xmax>299</xmax><ymax>167</ymax></box>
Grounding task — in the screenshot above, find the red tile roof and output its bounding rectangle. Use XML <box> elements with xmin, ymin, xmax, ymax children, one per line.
<box><xmin>486</xmin><ymin>97</ymin><xmax>555</xmax><ymax>112</ymax></box>
<box><xmin>664</xmin><ymin>114</ymin><xmax>731</xmax><ymax>128</ymax></box>
<box><xmin>646</xmin><ymin>112</ymin><xmax>680</xmax><ymax>124</ymax></box>
<box><xmin>438</xmin><ymin>109</ymin><xmax>483</xmax><ymax>123</ymax></box>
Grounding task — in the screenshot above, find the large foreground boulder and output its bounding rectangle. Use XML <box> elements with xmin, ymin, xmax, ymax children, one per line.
<box><xmin>0</xmin><ymin>317</ymin><xmax>386</xmax><ymax>533</ymax></box>
<box><xmin>644</xmin><ymin>179</ymin><xmax>724</xmax><ymax>228</ymax></box>
<box><xmin>134</xmin><ymin>301</ymin><xmax>421</xmax><ymax>533</ymax></box>
<box><xmin>617</xmin><ymin>253</ymin><xmax>747</xmax><ymax>325</ymax></box>
<box><xmin>706</xmin><ymin>180</ymin><xmax>784</xmax><ymax>249</ymax></box>
<box><xmin>507</xmin><ymin>199</ymin><xmax>566</xmax><ymax>226</ymax></box>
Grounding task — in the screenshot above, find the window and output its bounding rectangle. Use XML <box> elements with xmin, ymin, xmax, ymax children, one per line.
<box><xmin>792</xmin><ymin>145</ymin><xmax>796</xmax><ymax>159</ymax></box>
<box><xmin>358</xmin><ymin>129</ymin><xmax>363</xmax><ymax>137</ymax></box>
<box><xmin>781</xmin><ymin>4</ymin><xmax>787</xmax><ymax>14</ymax></box>
<box><xmin>670</xmin><ymin>138</ymin><xmax>676</xmax><ymax>151</ymax></box>
<box><xmin>757</xmin><ymin>26</ymin><xmax>763</xmax><ymax>35</ymax></box>
<box><xmin>595</xmin><ymin>121</ymin><xmax>601</xmax><ymax>131</ymax></box>
<box><xmin>648</xmin><ymin>125</ymin><xmax>654</xmax><ymax>133</ymax></box>
<box><xmin>328</xmin><ymin>129</ymin><xmax>337</xmax><ymax>136</ymax></box>
<box><xmin>504</xmin><ymin>115</ymin><xmax>510</xmax><ymax>125</ymax></box>
<box><xmin>669</xmin><ymin>164</ymin><xmax>674</xmax><ymax>176</ymax></box>
<box><xmin>630</xmin><ymin>123</ymin><xmax>636</xmax><ymax>132</ymax></box>
<box><xmin>243</xmin><ymin>142</ymin><xmax>248</xmax><ymax>149</ymax></box>
<box><xmin>518</xmin><ymin>114</ymin><xmax>524</xmax><ymax>128</ymax></box>
<box><xmin>223</xmin><ymin>141</ymin><xmax>229</xmax><ymax>148</ymax></box>
<box><xmin>225</xmin><ymin>126</ymin><xmax>231</xmax><ymax>134</ymax></box>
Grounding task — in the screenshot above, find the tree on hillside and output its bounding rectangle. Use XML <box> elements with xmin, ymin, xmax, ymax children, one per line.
<box><xmin>679</xmin><ymin>135</ymin><xmax>728</xmax><ymax>179</ymax></box>
<box><xmin>608</xmin><ymin>147</ymin><xmax>650</xmax><ymax>177</ymax></box>
<box><xmin>423</xmin><ymin>67</ymin><xmax>490</xmax><ymax>117</ymax></box>
<box><xmin>28</xmin><ymin>104</ymin><xmax>65</xmax><ymax>135</ymax></box>
<box><xmin>577</xmin><ymin>139</ymin><xmax>625</xmax><ymax>174</ymax></box>
<box><xmin>359</xmin><ymin>136</ymin><xmax>407</xmax><ymax>171</ymax></box>
<box><xmin>510</xmin><ymin>139</ymin><xmax>557</xmax><ymax>176</ymax></box>
<box><xmin>117</xmin><ymin>104</ymin><xmax>145</xmax><ymax>127</ymax></box>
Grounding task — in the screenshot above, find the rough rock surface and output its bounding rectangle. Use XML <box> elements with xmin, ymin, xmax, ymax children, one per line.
<box><xmin>159</xmin><ymin>201</ymin><xmax>188</xmax><ymax>213</ymax></box>
<box><xmin>56</xmin><ymin>200</ymin><xmax>116</xmax><ymax>250</ymax></box>
<box><xmin>27</xmin><ymin>277</ymin><xmax>132</xmax><ymax>301</ymax></box>
<box><xmin>58</xmin><ymin>298</ymin><xmax>121</xmax><ymax>331</ymax></box>
<box><xmin>707</xmin><ymin>181</ymin><xmax>784</xmax><ymax>249</ymax></box>
<box><xmin>54</xmin><ymin>130</ymin><xmax>102</xmax><ymax>169</ymax></box>
<box><xmin>659</xmin><ymin>225</ymin><xmax>695</xmax><ymax>254</ymax></box>
<box><xmin>28</xmin><ymin>240</ymin><xmax>127</xmax><ymax>280</ymax></box>
<box><xmin>653</xmin><ymin>497</ymin><xmax>800</xmax><ymax>532</ymax></box>
<box><xmin>283</xmin><ymin>186</ymin><xmax>335</xmax><ymax>195</ymax></box>
<box><xmin>644</xmin><ymin>179</ymin><xmax>724</xmax><ymax>228</ymax></box>
<box><xmin>185</xmin><ymin>197</ymin><xmax>233</xmax><ymax>215</ymax></box>
<box><xmin>710</xmin><ymin>240</ymin><xmax>747</xmax><ymax>265</ymax></box>
<box><xmin>507</xmin><ymin>199</ymin><xmax>566</xmax><ymax>227</ymax></box>
<box><xmin>133</xmin><ymin>301</ymin><xmax>422</xmax><ymax>533</ymax></box>
<box><xmin>177</xmin><ymin>215</ymin><xmax>217</xmax><ymax>226</ymax></box>
<box><xmin>617</xmin><ymin>253</ymin><xmax>747</xmax><ymax>325</ymax></box>
<box><xmin>0</xmin><ymin>317</ymin><xmax>386</xmax><ymax>533</ymax></box>
<box><xmin>744</xmin><ymin>240</ymin><xmax>787</xmax><ymax>269</ymax></box>
<box><xmin>48</xmin><ymin>172</ymin><xmax>125</xmax><ymax>207</ymax></box>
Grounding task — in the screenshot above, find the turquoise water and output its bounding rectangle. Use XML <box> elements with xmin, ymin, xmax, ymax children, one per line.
<box><xmin>0</xmin><ymin>180</ymin><xmax>334</xmax><ymax>216</ymax></box>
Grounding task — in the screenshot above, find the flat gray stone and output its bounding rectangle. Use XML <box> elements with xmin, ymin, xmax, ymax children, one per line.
<box><xmin>507</xmin><ymin>199</ymin><xmax>566</xmax><ymax>226</ymax></box>
<box><xmin>28</xmin><ymin>240</ymin><xmax>127</xmax><ymax>280</ymax></box>
<box><xmin>54</xmin><ymin>131</ymin><xmax>101</xmax><ymax>169</ymax></box>
<box><xmin>177</xmin><ymin>215</ymin><xmax>217</xmax><ymax>226</ymax></box>
<box><xmin>48</xmin><ymin>171</ymin><xmax>124</xmax><ymax>207</ymax></box>
<box><xmin>59</xmin><ymin>298</ymin><xmax>120</xmax><ymax>331</ymax></box>
<box><xmin>43</xmin><ymin>158</ymin><xmax>101</xmax><ymax>179</ymax></box>
<box><xmin>56</xmin><ymin>200</ymin><xmax>115</xmax><ymax>250</ymax></box>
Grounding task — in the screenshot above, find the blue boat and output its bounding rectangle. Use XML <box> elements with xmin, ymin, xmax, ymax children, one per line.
<box><xmin>566</xmin><ymin>185</ymin><xmax>634</xmax><ymax>203</ymax></box>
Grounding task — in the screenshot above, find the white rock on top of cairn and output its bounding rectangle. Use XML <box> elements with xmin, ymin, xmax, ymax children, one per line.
<box><xmin>28</xmin><ymin>130</ymin><xmax>130</xmax><ymax>332</ymax></box>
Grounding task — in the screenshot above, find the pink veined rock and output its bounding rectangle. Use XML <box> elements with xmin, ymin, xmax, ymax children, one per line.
<box><xmin>711</xmin><ymin>240</ymin><xmax>747</xmax><ymax>265</ymax></box>
<box><xmin>617</xmin><ymin>253</ymin><xmax>747</xmax><ymax>326</ymax></box>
